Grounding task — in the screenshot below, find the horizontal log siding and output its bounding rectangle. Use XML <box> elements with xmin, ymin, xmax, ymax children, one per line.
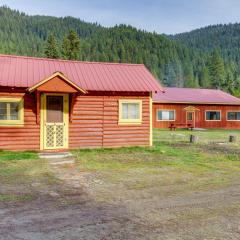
<box><xmin>69</xmin><ymin>96</ymin><xmax>104</xmax><ymax>148</ymax></box>
<box><xmin>153</xmin><ymin>103</ymin><xmax>240</xmax><ymax>129</ymax></box>
<box><xmin>69</xmin><ymin>95</ymin><xmax>150</xmax><ymax>149</ymax></box>
<box><xmin>103</xmin><ymin>96</ymin><xmax>150</xmax><ymax>147</ymax></box>
<box><xmin>0</xmin><ymin>92</ymin><xmax>40</xmax><ymax>150</ymax></box>
<box><xmin>0</xmin><ymin>91</ymin><xmax>150</xmax><ymax>150</ymax></box>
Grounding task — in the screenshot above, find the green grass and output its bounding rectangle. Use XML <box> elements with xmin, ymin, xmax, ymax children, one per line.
<box><xmin>0</xmin><ymin>194</ymin><xmax>34</xmax><ymax>202</ymax></box>
<box><xmin>153</xmin><ymin>128</ymin><xmax>240</xmax><ymax>144</ymax></box>
<box><xmin>73</xmin><ymin>129</ymin><xmax>240</xmax><ymax>197</ymax></box>
<box><xmin>0</xmin><ymin>150</ymin><xmax>38</xmax><ymax>162</ymax></box>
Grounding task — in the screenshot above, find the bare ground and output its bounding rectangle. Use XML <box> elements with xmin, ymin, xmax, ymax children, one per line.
<box><xmin>1</xmin><ymin>156</ymin><xmax>240</xmax><ymax>240</ymax></box>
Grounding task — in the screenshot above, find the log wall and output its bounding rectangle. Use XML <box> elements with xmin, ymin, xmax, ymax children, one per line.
<box><xmin>153</xmin><ymin>103</ymin><xmax>240</xmax><ymax>129</ymax></box>
<box><xmin>0</xmin><ymin>91</ymin><xmax>151</xmax><ymax>150</ymax></box>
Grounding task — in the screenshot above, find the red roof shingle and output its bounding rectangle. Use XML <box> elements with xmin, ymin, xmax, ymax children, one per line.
<box><xmin>153</xmin><ymin>87</ymin><xmax>240</xmax><ymax>105</ymax></box>
<box><xmin>0</xmin><ymin>54</ymin><xmax>162</xmax><ymax>92</ymax></box>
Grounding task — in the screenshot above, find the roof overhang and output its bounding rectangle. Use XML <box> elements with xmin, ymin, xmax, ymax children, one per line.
<box><xmin>28</xmin><ymin>71</ymin><xmax>87</xmax><ymax>94</ymax></box>
<box><xmin>153</xmin><ymin>101</ymin><xmax>240</xmax><ymax>105</ymax></box>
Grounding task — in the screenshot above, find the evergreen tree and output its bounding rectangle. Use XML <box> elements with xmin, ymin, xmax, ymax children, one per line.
<box><xmin>200</xmin><ymin>67</ymin><xmax>211</xmax><ymax>88</ymax></box>
<box><xmin>208</xmin><ymin>50</ymin><xmax>225</xmax><ymax>88</ymax></box>
<box><xmin>183</xmin><ymin>64</ymin><xmax>196</xmax><ymax>87</ymax></box>
<box><xmin>44</xmin><ymin>34</ymin><xmax>59</xmax><ymax>59</ymax></box>
<box><xmin>62</xmin><ymin>30</ymin><xmax>80</xmax><ymax>60</ymax></box>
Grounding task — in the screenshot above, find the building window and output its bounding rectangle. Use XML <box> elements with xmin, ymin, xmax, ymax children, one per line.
<box><xmin>227</xmin><ymin>111</ymin><xmax>240</xmax><ymax>121</ymax></box>
<box><xmin>119</xmin><ymin>100</ymin><xmax>142</xmax><ymax>124</ymax></box>
<box><xmin>187</xmin><ymin>112</ymin><xmax>193</xmax><ymax>121</ymax></box>
<box><xmin>0</xmin><ymin>98</ymin><xmax>24</xmax><ymax>126</ymax></box>
<box><xmin>205</xmin><ymin>111</ymin><xmax>221</xmax><ymax>121</ymax></box>
<box><xmin>157</xmin><ymin>110</ymin><xmax>175</xmax><ymax>121</ymax></box>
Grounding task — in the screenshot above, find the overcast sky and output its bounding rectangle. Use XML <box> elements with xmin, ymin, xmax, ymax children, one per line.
<box><xmin>1</xmin><ymin>0</ymin><xmax>240</xmax><ymax>34</ymax></box>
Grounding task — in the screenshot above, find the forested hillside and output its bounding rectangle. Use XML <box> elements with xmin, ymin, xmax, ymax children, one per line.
<box><xmin>0</xmin><ymin>6</ymin><xmax>240</xmax><ymax>96</ymax></box>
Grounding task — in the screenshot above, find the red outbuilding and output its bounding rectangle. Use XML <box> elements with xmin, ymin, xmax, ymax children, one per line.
<box><xmin>153</xmin><ymin>87</ymin><xmax>240</xmax><ymax>130</ymax></box>
<box><xmin>0</xmin><ymin>54</ymin><xmax>162</xmax><ymax>151</ymax></box>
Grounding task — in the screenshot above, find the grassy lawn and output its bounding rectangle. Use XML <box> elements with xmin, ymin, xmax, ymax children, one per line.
<box><xmin>71</xmin><ymin>129</ymin><xmax>240</xmax><ymax>204</ymax></box>
<box><xmin>154</xmin><ymin>128</ymin><xmax>240</xmax><ymax>144</ymax></box>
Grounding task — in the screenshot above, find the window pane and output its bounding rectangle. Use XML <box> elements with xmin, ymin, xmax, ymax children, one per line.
<box><xmin>169</xmin><ymin>111</ymin><xmax>175</xmax><ymax>120</ymax></box>
<box><xmin>206</xmin><ymin>111</ymin><xmax>220</xmax><ymax>120</ymax></box>
<box><xmin>129</xmin><ymin>103</ymin><xmax>139</xmax><ymax>119</ymax></box>
<box><xmin>121</xmin><ymin>102</ymin><xmax>140</xmax><ymax>120</ymax></box>
<box><xmin>158</xmin><ymin>110</ymin><xmax>175</xmax><ymax>120</ymax></box>
<box><xmin>10</xmin><ymin>102</ymin><xmax>20</xmax><ymax>120</ymax></box>
<box><xmin>0</xmin><ymin>102</ymin><xmax>7</xmax><ymax>120</ymax></box>
<box><xmin>227</xmin><ymin>112</ymin><xmax>240</xmax><ymax>120</ymax></box>
<box><xmin>122</xmin><ymin>103</ymin><xmax>129</xmax><ymax>119</ymax></box>
<box><xmin>0</xmin><ymin>101</ymin><xmax>21</xmax><ymax>121</ymax></box>
<box><xmin>187</xmin><ymin>112</ymin><xmax>193</xmax><ymax>120</ymax></box>
<box><xmin>46</xmin><ymin>96</ymin><xmax>63</xmax><ymax>123</ymax></box>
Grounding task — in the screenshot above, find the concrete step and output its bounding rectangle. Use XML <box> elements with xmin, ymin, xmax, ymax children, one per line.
<box><xmin>39</xmin><ymin>152</ymin><xmax>73</xmax><ymax>159</ymax></box>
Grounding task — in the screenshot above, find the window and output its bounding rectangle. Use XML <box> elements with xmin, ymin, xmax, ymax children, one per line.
<box><xmin>187</xmin><ymin>112</ymin><xmax>193</xmax><ymax>121</ymax></box>
<box><xmin>157</xmin><ymin>110</ymin><xmax>175</xmax><ymax>121</ymax></box>
<box><xmin>205</xmin><ymin>111</ymin><xmax>221</xmax><ymax>121</ymax></box>
<box><xmin>119</xmin><ymin>100</ymin><xmax>142</xmax><ymax>124</ymax></box>
<box><xmin>0</xmin><ymin>98</ymin><xmax>24</xmax><ymax>126</ymax></box>
<box><xmin>227</xmin><ymin>111</ymin><xmax>240</xmax><ymax>121</ymax></box>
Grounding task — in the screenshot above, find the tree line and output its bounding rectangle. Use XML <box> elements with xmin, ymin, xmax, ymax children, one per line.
<box><xmin>1</xmin><ymin>6</ymin><xmax>240</xmax><ymax>96</ymax></box>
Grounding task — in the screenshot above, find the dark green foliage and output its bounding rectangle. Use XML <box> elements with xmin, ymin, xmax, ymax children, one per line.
<box><xmin>1</xmin><ymin>6</ymin><xmax>240</xmax><ymax>96</ymax></box>
<box><xmin>208</xmin><ymin>49</ymin><xmax>225</xmax><ymax>88</ymax></box>
<box><xmin>62</xmin><ymin>30</ymin><xmax>80</xmax><ymax>60</ymax></box>
<box><xmin>44</xmin><ymin>34</ymin><xmax>59</xmax><ymax>58</ymax></box>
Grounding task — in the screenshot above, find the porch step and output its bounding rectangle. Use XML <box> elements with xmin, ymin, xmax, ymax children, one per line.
<box><xmin>39</xmin><ymin>152</ymin><xmax>73</xmax><ymax>159</ymax></box>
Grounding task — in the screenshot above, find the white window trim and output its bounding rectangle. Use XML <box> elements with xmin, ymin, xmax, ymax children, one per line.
<box><xmin>156</xmin><ymin>109</ymin><xmax>176</xmax><ymax>122</ymax></box>
<box><xmin>0</xmin><ymin>97</ymin><xmax>24</xmax><ymax>126</ymax></box>
<box><xmin>226</xmin><ymin>111</ymin><xmax>240</xmax><ymax>121</ymax></box>
<box><xmin>205</xmin><ymin>110</ymin><xmax>221</xmax><ymax>121</ymax></box>
<box><xmin>118</xmin><ymin>99</ymin><xmax>142</xmax><ymax>125</ymax></box>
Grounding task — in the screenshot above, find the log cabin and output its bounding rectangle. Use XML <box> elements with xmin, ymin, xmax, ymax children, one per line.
<box><xmin>0</xmin><ymin>54</ymin><xmax>162</xmax><ymax>151</ymax></box>
<box><xmin>153</xmin><ymin>87</ymin><xmax>240</xmax><ymax>130</ymax></box>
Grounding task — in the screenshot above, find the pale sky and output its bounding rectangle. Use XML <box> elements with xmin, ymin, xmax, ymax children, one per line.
<box><xmin>1</xmin><ymin>0</ymin><xmax>240</xmax><ymax>34</ymax></box>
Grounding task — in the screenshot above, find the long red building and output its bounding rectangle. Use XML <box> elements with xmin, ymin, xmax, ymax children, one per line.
<box><xmin>0</xmin><ymin>54</ymin><xmax>162</xmax><ymax>151</ymax></box>
<box><xmin>153</xmin><ymin>87</ymin><xmax>240</xmax><ymax>129</ymax></box>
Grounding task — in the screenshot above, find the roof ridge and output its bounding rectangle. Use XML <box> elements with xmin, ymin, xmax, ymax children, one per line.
<box><xmin>164</xmin><ymin>87</ymin><xmax>220</xmax><ymax>91</ymax></box>
<box><xmin>0</xmin><ymin>54</ymin><xmax>145</xmax><ymax>67</ymax></box>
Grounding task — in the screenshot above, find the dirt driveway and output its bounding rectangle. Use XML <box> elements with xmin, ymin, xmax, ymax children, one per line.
<box><xmin>1</xmin><ymin>152</ymin><xmax>240</xmax><ymax>240</ymax></box>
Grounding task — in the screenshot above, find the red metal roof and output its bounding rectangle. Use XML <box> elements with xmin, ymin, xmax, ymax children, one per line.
<box><xmin>153</xmin><ymin>87</ymin><xmax>240</xmax><ymax>105</ymax></box>
<box><xmin>0</xmin><ymin>54</ymin><xmax>162</xmax><ymax>92</ymax></box>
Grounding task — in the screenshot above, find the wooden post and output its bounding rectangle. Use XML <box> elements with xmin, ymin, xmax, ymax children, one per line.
<box><xmin>35</xmin><ymin>91</ymin><xmax>40</xmax><ymax>125</ymax></box>
<box><xmin>229</xmin><ymin>135</ymin><xmax>237</xmax><ymax>143</ymax></box>
<box><xmin>190</xmin><ymin>135</ymin><xmax>198</xmax><ymax>143</ymax></box>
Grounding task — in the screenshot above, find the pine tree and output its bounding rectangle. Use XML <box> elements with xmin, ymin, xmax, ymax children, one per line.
<box><xmin>208</xmin><ymin>50</ymin><xmax>225</xmax><ymax>88</ymax></box>
<box><xmin>44</xmin><ymin>34</ymin><xmax>59</xmax><ymax>59</ymax></box>
<box><xmin>62</xmin><ymin>30</ymin><xmax>80</xmax><ymax>60</ymax></box>
<box><xmin>183</xmin><ymin>64</ymin><xmax>196</xmax><ymax>87</ymax></box>
<box><xmin>200</xmin><ymin>67</ymin><xmax>211</xmax><ymax>88</ymax></box>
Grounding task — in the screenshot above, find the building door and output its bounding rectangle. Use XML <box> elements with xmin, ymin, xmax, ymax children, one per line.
<box><xmin>41</xmin><ymin>94</ymin><xmax>69</xmax><ymax>150</ymax></box>
<box><xmin>186</xmin><ymin>111</ymin><xmax>195</xmax><ymax>128</ymax></box>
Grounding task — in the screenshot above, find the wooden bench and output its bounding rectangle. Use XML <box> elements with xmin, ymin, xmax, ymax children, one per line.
<box><xmin>169</xmin><ymin>123</ymin><xmax>193</xmax><ymax>131</ymax></box>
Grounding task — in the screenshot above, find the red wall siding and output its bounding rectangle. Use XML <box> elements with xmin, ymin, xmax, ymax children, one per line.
<box><xmin>153</xmin><ymin>103</ymin><xmax>240</xmax><ymax>129</ymax></box>
<box><xmin>0</xmin><ymin>92</ymin><xmax>151</xmax><ymax>151</ymax></box>
<box><xmin>0</xmin><ymin>92</ymin><xmax>40</xmax><ymax>151</ymax></box>
<box><xmin>69</xmin><ymin>95</ymin><xmax>150</xmax><ymax>149</ymax></box>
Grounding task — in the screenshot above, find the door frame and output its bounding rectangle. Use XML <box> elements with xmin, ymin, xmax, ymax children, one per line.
<box><xmin>40</xmin><ymin>93</ymin><xmax>69</xmax><ymax>150</ymax></box>
<box><xmin>186</xmin><ymin>111</ymin><xmax>195</xmax><ymax>128</ymax></box>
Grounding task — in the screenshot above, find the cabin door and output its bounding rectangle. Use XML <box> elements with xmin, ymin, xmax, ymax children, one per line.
<box><xmin>186</xmin><ymin>111</ymin><xmax>195</xmax><ymax>128</ymax></box>
<box><xmin>41</xmin><ymin>94</ymin><xmax>69</xmax><ymax>150</ymax></box>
